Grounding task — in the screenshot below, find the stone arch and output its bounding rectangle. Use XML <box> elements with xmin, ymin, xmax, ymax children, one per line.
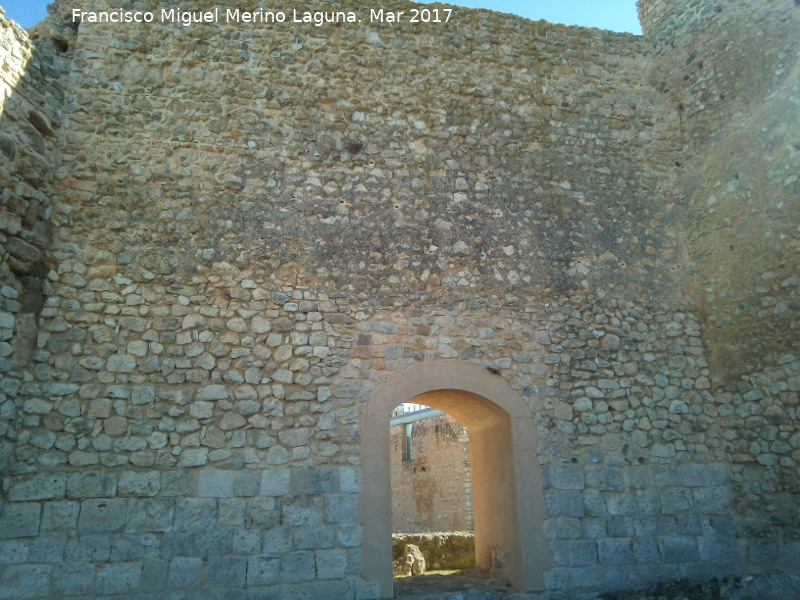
<box><xmin>358</xmin><ymin>360</ymin><xmax>551</xmax><ymax>598</ymax></box>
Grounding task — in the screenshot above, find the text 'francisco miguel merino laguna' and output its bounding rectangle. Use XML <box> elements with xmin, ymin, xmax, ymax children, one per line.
<box><xmin>72</xmin><ymin>7</ymin><xmax>453</xmax><ymax>27</ymax></box>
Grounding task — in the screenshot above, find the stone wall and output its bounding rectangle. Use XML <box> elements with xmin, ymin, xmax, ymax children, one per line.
<box><xmin>0</xmin><ymin>0</ymin><xmax>797</xmax><ymax>597</ymax></box>
<box><xmin>638</xmin><ymin>0</ymin><xmax>800</xmax><ymax>561</ymax></box>
<box><xmin>0</xmin><ymin>11</ymin><xmax>64</xmax><ymax>443</ymax></box>
<box><xmin>390</xmin><ymin>413</ymin><xmax>473</xmax><ymax>533</ymax></box>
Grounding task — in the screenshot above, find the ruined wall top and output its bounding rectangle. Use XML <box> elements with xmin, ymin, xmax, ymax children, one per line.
<box><xmin>637</xmin><ymin>0</ymin><xmax>795</xmax><ymax>39</ymax></box>
<box><xmin>636</xmin><ymin>0</ymin><xmax>712</xmax><ymax>37</ymax></box>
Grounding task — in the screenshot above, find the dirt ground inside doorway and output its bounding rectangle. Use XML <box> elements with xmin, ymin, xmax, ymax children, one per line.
<box><xmin>393</xmin><ymin>568</ymin><xmax>527</xmax><ymax>599</ymax></box>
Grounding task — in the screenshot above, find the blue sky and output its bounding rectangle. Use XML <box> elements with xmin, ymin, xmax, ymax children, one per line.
<box><xmin>3</xmin><ymin>1</ymin><xmax>641</xmax><ymax>33</ymax></box>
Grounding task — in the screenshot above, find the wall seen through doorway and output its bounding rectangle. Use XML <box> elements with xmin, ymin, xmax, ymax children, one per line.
<box><xmin>390</xmin><ymin>411</ymin><xmax>474</xmax><ymax>533</ymax></box>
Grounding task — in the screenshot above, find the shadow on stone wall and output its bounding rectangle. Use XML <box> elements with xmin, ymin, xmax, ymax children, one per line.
<box><xmin>0</xmin><ymin>10</ymin><xmax>68</xmax><ymax>469</ymax></box>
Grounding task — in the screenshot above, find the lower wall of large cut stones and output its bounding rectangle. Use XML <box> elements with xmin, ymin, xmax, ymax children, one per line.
<box><xmin>540</xmin><ymin>462</ymin><xmax>738</xmax><ymax>594</ymax></box>
<box><xmin>0</xmin><ymin>463</ymin><xmax>743</xmax><ymax>599</ymax></box>
<box><xmin>0</xmin><ymin>467</ymin><xmax>365</xmax><ymax>600</ymax></box>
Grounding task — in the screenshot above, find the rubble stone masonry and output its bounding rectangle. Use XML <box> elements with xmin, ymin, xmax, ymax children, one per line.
<box><xmin>0</xmin><ymin>0</ymin><xmax>798</xmax><ymax>597</ymax></box>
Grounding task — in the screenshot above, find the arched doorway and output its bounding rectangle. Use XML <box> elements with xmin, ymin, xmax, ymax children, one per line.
<box><xmin>359</xmin><ymin>360</ymin><xmax>551</xmax><ymax>598</ymax></box>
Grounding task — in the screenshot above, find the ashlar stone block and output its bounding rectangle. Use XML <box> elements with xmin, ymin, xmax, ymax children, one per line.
<box><xmin>545</xmin><ymin>489</ymin><xmax>586</xmax><ymax>519</ymax></box>
<box><xmin>551</xmin><ymin>539</ymin><xmax>597</xmax><ymax>567</ymax></box>
<box><xmin>585</xmin><ymin>466</ymin><xmax>625</xmax><ymax>491</ymax></box>
<box><xmin>247</xmin><ymin>556</ymin><xmax>280</xmax><ymax>586</ymax></box>
<box><xmin>96</xmin><ymin>561</ymin><xmax>142</xmax><ymax>594</ymax></box>
<box><xmin>204</xmin><ymin>555</ymin><xmax>247</xmax><ymax>587</ymax></box>
<box><xmin>262</xmin><ymin>528</ymin><xmax>292</xmax><ymax>558</ymax></box>
<box><xmin>233</xmin><ymin>529</ymin><xmax>262</xmax><ymax>554</ymax></box>
<box><xmin>7</xmin><ymin>473</ymin><xmax>66</xmax><ymax>501</ymax></box>
<box><xmin>168</xmin><ymin>556</ymin><xmax>203</xmax><ymax>588</ymax></box>
<box><xmin>604</xmin><ymin>566</ymin><xmax>643</xmax><ymax>591</ymax></box>
<box><xmin>552</xmin><ymin>517</ymin><xmax>582</xmax><ymax>539</ymax></box>
<box><xmin>126</xmin><ymin>498</ymin><xmax>174</xmax><ymax>532</ymax></box>
<box><xmin>140</xmin><ymin>559</ymin><xmax>169</xmax><ymax>593</ymax></box>
<box><xmin>0</xmin><ymin>503</ymin><xmax>41</xmax><ymax>538</ymax></box>
<box><xmin>546</xmin><ymin>465</ymin><xmax>586</xmax><ymax>490</ymax></box>
<box><xmin>677</xmin><ymin>463</ymin><xmax>712</xmax><ymax>487</ymax></box>
<box><xmin>597</xmin><ymin>538</ymin><xmax>634</xmax><ymax>566</ymax></box>
<box><xmin>246</xmin><ymin>497</ymin><xmax>281</xmax><ymax>529</ymax></box>
<box><xmin>0</xmin><ymin>565</ymin><xmax>51</xmax><ymax>599</ymax></box>
<box><xmin>279</xmin><ymin>580</ymin><xmax>354</xmax><ymax>600</ymax></box>
<box><xmin>51</xmin><ymin>561</ymin><xmax>96</xmax><ymax>595</ymax></box>
<box><xmin>339</xmin><ymin>468</ymin><xmax>363</xmax><ymax>494</ymax></box>
<box><xmin>219</xmin><ymin>499</ymin><xmax>246</xmax><ymax>527</ymax></box>
<box><xmin>109</xmin><ymin>533</ymin><xmax>160</xmax><ymax>561</ymax></box>
<box><xmin>233</xmin><ymin>471</ymin><xmax>261</xmax><ymax>497</ymax></box>
<box><xmin>0</xmin><ymin>540</ymin><xmax>29</xmax><ymax>565</ymax></box>
<box><xmin>632</xmin><ymin>536</ymin><xmax>661</xmax><ymax>562</ymax></box>
<box><xmin>634</xmin><ymin>488</ymin><xmax>663</xmax><ymax>516</ymax></box>
<box><xmin>658</xmin><ymin>535</ymin><xmax>700</xmax><ymax>562</ymax></box>
<box><xmin>316</xmin><ymin>468</ymin><xmax>341</xmax><ymax>493</ymax></box>
<box><xmin>698</xmin><ymin>534</ymin><xmax>740</xmax><ymax>562</ymax></box>
<box><xmin>161</xmin><ymin>471</ymin><xmax>195</xmax><ymax>497</ymax></box>
<box><xmin>569</xmin><ymin>566</ymin><xmax>606</xmax><ymax>590</ymax></box>
<box><xmin>606</xmin><ymin>493</ymin><xmax>638</xmax><ymax>516</ymax></box>
<box><xmin>118</xmin><ymin>471</ymin><xmax>160</xmax><ymax>497</ymax></box>
<box><xmin>316</xmin><ymin>548</ymin><xmax>348</xmax><ymax>579</ymax></box>
<box><xmin>67</xmin><ymin>472</ymin><xmax>117</xmax><ymax>498</ymax></box>
<box><xmin>324</xmin><ymin>494</ymin><xmax>358</xmax><ymax>525</ymax></box>
<box><xmin>174</xmin><ymin>498</ymin><xmax>217</xmax><ymax>531</ymax></box>
<box><xmin>660</xmin><ymin>487</ymin><xmax>694</xmax><ymax>515</ymax></box>
<box><xmin>288</xmin><ymin>469</ymin><xmax>319</xmax><ymax>495</ymax></box>
<box><xmin>339</xmin><ymin>524</ymin><xmax>363</xmax><ymax>548</ymax></box>
<box><xmin>260</xmin><ymin>470</ymin><xmax>290</xmax><ymax>496</ymax></box>
<box><xmin>27</xmin><ymin>533</ymin><xmax>66</xmax><ymax>563</ymax></box>
<box><xmin>294</xmin><ymin>524</ymin><xmax>336</xmax><ymax>550</ymax></box>
<box><xmin>199</xmin><ymin>470</ymin><xmax>235</xmax><ymax>498</ymax></box>
<box><xmin>582</xmin><ymin>489</ymin><xmax>609</xmax><ymax>517</ymax></box>
<box><xmin>161</xmin><ymin>530</ymin><xmax>232</xmax><ymax>559</ymax></box>
<box><xmin>282</xmin><ymin>550</ymin><xmax>316</xmax><ymax>584</ymax></box>
<box><xmin>582</xmin><ymin>518</ymin><xmax>607</xmax><ymax>540</ymax></box>
<box><xmin>78</xmin><ymin>499</ymin><xmax>128</xmax><ymax>533</ymax></box>
<box><xmin>65</xmin><ymin>534</ymin><xmax>111</xmax><ymax>562</ymax></box>
<box><xmin>692</xmin><ymin>486</ymin><xmax>733</xmax><ymax>513</ymax></box>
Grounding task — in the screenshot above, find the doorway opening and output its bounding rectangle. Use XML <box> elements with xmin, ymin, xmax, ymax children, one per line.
<box><xmin>390</xmin><ymin>404</ymin><xmax>473</xmax><ymax>534</ymax></box>
<box><xmin>359</xmin><ymin>360</ymin><xmax>551</xmax><ymax>599</ymax></box>
<box><xmin>390</xmin><ymin>404</ymin><xmax>475</xmax><ymax>578</ymax></box>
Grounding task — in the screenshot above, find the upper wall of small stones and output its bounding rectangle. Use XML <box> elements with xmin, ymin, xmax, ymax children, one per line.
<box><xmin>53</xmin><ymin>0</ymin><xmax>673</xmax><ymax>307</ymax></box>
